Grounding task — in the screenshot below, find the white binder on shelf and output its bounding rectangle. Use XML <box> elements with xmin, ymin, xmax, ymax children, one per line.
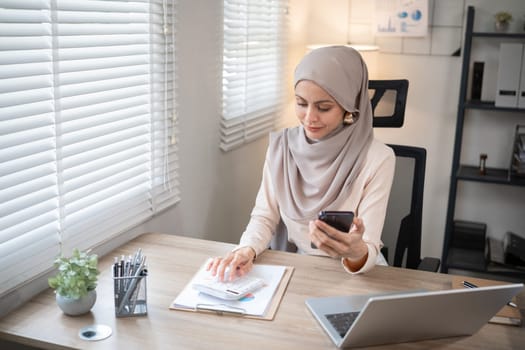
<box><xmin>519</xmin><ymin>45</ymin><xmax>525</xmax><ymax>109</ymax></box>
<box><xmin>495</xmin><ymin>43</ymin><xmax>523</xmax><ymax>108</ymax></box>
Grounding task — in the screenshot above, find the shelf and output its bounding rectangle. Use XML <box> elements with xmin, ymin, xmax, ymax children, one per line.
<box><xmin>464</xmin><ymin>100</ymin><xmax>525</xmax><ymax>113</ymax></box>
<box><xmin>456</xmin><ymin>165</ymin><xmax>525</xmax><ymax>186</ymax></box>
<box><xmin>442</xmin><ymin>6</ymin><xmax>525</xmax><ymax>275</ymax></box>
<box><xmin>446</xmin><ymin>247</ymin><xmax>525</xmax><ymax>281</ymax></box>
<box><xmin>448</xmin><ymin>267</ymin><xmax>525</xmax><ymax>283</ymax></box>
<box><xmin>472</xmin><ymin>32</ymin><xmax>525</xmax><ymax>39</ymax></box>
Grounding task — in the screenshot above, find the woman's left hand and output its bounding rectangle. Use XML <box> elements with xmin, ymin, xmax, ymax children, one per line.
<box><xmin>309</xmin><ymin>216</ymin><xmax>368</xmax><ymax>260</ymax></box>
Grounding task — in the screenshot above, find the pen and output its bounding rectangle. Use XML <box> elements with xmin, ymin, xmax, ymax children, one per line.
<box><xmin>462</xmin><ymin>280</ymin><xmax>518</xmax><ymax>308</ymax></box>
<box><xmin>113</xmin><ymin>257</ymin><xmax>119</xmax><ymax>278</ymax></box>
<box><xmin>114</xmin><ymin>257</ymin><xmax>122</xmax><ymax>297</ymax></box>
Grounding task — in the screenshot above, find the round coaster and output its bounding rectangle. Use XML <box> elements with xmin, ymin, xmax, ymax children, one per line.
<box><xmin>78</xmin><ymin>324</ymin><xmax>112</xmax><ymax>341</ymax></box>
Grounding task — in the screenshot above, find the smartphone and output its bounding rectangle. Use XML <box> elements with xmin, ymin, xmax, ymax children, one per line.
<box><xmin>311</xmin><ymin>211</ymin><xmax>355</xmax><ymax>249</ymax></box>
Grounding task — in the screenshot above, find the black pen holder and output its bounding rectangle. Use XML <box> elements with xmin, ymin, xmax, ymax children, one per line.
<box><xmin>113</xmin><ymin>270</ymin><xmax>148</xmax><ymax>317</ymax></box>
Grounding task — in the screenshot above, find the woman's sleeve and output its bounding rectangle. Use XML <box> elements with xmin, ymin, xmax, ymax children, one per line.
<box><xmin>236</xmin><ymin>159</ymin><xmax>281</xmax><ymax>257</ymax></box>
<box><xmin>342</xmin><ymin>144</ymin><xmax>396</xmax><ymax>274</ymax></box>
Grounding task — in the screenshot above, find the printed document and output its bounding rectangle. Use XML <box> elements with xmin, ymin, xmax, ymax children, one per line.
<box><xmin>171</xmin><ymin>262</ymin><xmax>288</xmax><ymax>317</ymax></box>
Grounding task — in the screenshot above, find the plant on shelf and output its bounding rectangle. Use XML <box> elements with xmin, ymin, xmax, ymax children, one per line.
<box><xmin>48</xmin><ymin>248</ymin><xmax>100</xmax><ymax>316</ymax></box>
<box><xmin>494</xmin><ymin>11</ymin><xmax>513</xmax><ymax>32</ymax></box>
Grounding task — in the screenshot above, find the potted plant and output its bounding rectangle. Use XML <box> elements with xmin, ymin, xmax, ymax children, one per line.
<box><xmin>48</xmin><ymin>248</ymin><xmax>100</xmax><ymax>316</ymax></box>
<box><xmin>494</xmin><ymin>11</ymin><xmax>512</xmax><ymax>32</ymax></box>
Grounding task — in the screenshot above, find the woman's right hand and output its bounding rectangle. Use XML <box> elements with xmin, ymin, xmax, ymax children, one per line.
<box><xmin>206</xmin><ymin>246</ymin><xmax>256</xmax><ymax>282</ymax></box>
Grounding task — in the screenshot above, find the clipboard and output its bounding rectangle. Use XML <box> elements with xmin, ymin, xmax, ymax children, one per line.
<box><xmin>451</xmin><ymin>275</ymin><xmax>522</xmax><ymax>326</ymax></box>
<box><xmin>170</xmin><ymin>262</ymin><xmax>294</xmax><ymax>321</ymax></box>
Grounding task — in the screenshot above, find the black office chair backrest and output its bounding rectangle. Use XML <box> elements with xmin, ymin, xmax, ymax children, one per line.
<box><xmin>387</xmin><ymin>144</ymin><xmax>425</xmax><ymax>269</ymax></box>
<box><xmin>369</xmin><ymin>79</ymin><xmax>440</xmax><ymax>271</ymax></box>
<box><xmin>370</xmin><ymin>79</ymin><xmax>408</xmax><ymax>128</ymax></box>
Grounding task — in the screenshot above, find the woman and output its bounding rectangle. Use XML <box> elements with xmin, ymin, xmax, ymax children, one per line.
<box><xmin>209</xmin><ymin>46</ymin><xmax>395</xmax><ymax>281</ymax></box>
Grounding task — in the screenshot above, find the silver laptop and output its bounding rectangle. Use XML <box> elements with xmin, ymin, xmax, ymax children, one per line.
<box><xmin>306</xmin><ymin>283</ymin><xmax>523</xmax><ymax>348</ymax></box>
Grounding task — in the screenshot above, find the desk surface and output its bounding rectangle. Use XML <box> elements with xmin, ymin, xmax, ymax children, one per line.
<box><xmin>1</xmin><ymin>233</ymin><xmax>524</xmax><ymax>350</ymax></box>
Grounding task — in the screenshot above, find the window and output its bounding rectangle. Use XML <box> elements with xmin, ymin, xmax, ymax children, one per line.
<box><xmin>221</xmin><ymin>0</ymin><xmax>288</xmax><ymax>151</ymax></box>
<box><xmin>0</xmin><ymin>0</ymin><xmax>179</xmax><ymax>296</ymax></box>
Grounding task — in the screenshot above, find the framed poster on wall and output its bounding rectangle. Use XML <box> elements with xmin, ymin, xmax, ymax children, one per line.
<box><xmin>374</xmin><ymin>0</ymin><xmax>429</xmax><ymax>37</ymax></box>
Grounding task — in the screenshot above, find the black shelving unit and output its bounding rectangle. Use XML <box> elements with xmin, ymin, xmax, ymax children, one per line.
<box><xmin>441</xmin><ymin>6</ymin><xmax>525</xmax><ymax>280</ymax></box>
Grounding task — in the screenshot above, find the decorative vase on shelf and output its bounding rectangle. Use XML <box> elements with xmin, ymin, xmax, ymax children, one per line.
<box><xmin>495</xmin><ymin>21</ymin><xmax>509</xmax><ymax>32</ymax></box>
<box><xmin>494</xmin><ymin>11</ymin><xmax>512</xmax><ymax>33</ymax></box>
<box><xmin>56</xmin><ymin>289</ymin><xmax>97</xmax><ymax>316</ymax></box>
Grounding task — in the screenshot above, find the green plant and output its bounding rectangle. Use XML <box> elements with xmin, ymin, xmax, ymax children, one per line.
<box><xmin>48</xmin><ymin>249</ymin><xmax>100</xmax><ymax>299</ymax></box>
<box><xmin>494</xmin><ymin>11</ymin><xmax>513</xmax><ymax>24</ymax></box>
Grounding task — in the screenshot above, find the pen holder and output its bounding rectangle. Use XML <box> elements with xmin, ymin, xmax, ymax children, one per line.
<box><xmin>113</xmin><ymin>270</ymin><xmax>148</xmax><ymax>317</ymax></box>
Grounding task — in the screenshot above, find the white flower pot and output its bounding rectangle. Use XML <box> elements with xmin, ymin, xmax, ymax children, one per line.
<box><xmin>56</xmin><ymin>289</ymin><xmax>97</xmax><ymax>316</ymax></box>
<box><xmin>494</xmin><ymin>21</ymin><xmax>509</xmax><ymax>32</ymax></box>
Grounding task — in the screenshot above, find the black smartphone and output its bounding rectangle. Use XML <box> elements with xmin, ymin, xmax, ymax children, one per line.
<box><xmin>311</xmin><ymin>211</ymin><xmax>355</xmax><ymax>249</ymax></box>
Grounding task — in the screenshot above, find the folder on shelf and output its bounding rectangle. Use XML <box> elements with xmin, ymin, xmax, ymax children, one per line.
<box><xmin>520</xmin><ymin>46</ymin><xmax>525</xmax><ymax>109</ymax></box>
<box><xmin>451</xmin><ymin>276</ymin><xmax>522</xmax><ymax>326</ymax></box>
<box><xmin>495</xmin><ymin>43</ymin><xmax>523</xmax><ymax>108</ymax></box>
<box><xmin>169</xmin><ymin>260</ymin><xmax>294</xmax><ymax>320</ymax></box>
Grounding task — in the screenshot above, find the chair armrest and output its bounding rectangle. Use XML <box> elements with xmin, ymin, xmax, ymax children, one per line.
<box><xmin>417</xmin><ymin>257</ymin><xmax>441</xmax><ymax>272</ymax></box>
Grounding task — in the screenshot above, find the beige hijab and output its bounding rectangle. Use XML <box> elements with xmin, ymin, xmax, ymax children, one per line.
<box><xmin>268</xmin><ymin>46</ymin><xmax>373</xmax><ymax>222</ymax></box>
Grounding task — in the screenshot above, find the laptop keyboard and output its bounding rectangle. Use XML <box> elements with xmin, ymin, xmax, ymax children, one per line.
<box><xmin>325</xmin><ymin>312</ymin><xmax>360</xmax><ymax>338</ymax></box>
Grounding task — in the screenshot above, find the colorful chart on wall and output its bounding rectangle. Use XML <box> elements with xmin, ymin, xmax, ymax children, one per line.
<box><xmin>374</xmin><ymin>0</ymin><xmax>429</xmax><ymax>37</ymax></box>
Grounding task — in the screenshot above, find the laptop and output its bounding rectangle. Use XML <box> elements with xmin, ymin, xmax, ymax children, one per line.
<box><xmin>306</xmin><ymin>283</ymin><xmax>523</xmax><ymax>348</ymax></box>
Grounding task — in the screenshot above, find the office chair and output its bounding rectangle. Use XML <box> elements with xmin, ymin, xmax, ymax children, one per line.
<box><xmin>370</xmin><ymin>79</ymin><xmax>440</xmax><ymax>272</ymax></box>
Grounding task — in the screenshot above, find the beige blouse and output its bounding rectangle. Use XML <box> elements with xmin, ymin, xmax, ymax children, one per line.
<box><xmin>237</xmin><ymin>138</ymin><xmax>395</xmax><ymax>274</ymax></box>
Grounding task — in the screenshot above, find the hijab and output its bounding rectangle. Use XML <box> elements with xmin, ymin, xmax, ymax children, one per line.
<box><xmin>267</xmin><ymin>45</ymin><xmax>373</xmax><ymax>222</ymax></box>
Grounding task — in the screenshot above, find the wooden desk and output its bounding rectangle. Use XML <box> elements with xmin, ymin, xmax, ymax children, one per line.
<box><xmin>1</xmin><ymin>233</ymin><xmax>524</xmax><ymax>349</ymax></box>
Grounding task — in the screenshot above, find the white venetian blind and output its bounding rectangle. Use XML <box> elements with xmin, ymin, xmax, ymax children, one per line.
<box><xmin>221</xmin><ymin>0</ymin><xmax>288</xmax><ymax>151</ymax></box>
<box><xmin>0</xmin><ymin>0</ymin><xmax>179</xmax><ymax>296</ymax></box>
